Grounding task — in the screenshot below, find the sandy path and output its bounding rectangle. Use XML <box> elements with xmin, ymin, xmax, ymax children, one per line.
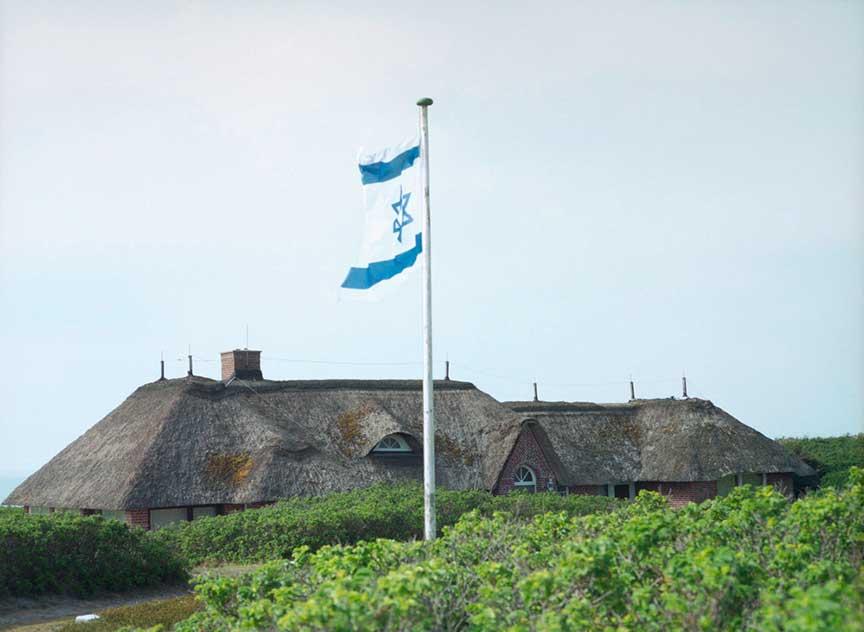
<box><xmin>0</xmin><ymin>564</ymin><xmax>261</xmax><ymax>630</ymax></box>
<box><xmin>0</xmin><ymin>583</ymin><xmax>190</xmax><ymax>630</ymax></box>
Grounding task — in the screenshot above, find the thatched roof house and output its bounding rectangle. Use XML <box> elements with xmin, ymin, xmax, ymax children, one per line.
<box><xmin>497</xmin><ymin>399</ymin><xmax>816</xmax><ymax>503</ymax></box>
<box><xmin>5</xmin><ymin>349</ymin><xmax>815</xmax><ymax>526</ymax></box>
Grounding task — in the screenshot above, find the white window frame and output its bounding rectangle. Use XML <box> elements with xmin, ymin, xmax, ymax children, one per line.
<box><xmin>372</xmin><ymin>434</ymin><xmax>412</xmax><ymax>453</ymax></box>
<box><xmin>607</xmin><ymin>482</ymin><xmax>636</xmax><ymax>500</ymax></box>
<box><xmin>513</xmin><ymin>465</ymin><xmax>537</xmax><ymax>492</ymax></box>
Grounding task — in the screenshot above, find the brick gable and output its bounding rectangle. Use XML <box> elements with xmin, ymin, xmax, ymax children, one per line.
<box><xmin>495</xmin><ymin>424</ymin><xmax>558</xmax><ymax>494</ymax></box>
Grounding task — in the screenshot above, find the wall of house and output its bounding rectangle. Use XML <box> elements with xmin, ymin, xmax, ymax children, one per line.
<box><xmin>568</xmin><ymin>484</ymin><xmax>608</xmax><ymax>495</ymax></box>
<box><xmin>766</xmin><ymin>472</ymin><xmax>794</xmax><ymax>497</ymax></box>
<box><xmin>117</xmin><ymin>502</ymin><xmax>276</xmax><ymax>530</ymax></box>
<box><xmin>125</xmin><ymin>509</ymin><xmax>150</xmax><ymax>530</ymax></box>
<box><xmin>636</xmin><ymin>481</ymin><xmax>718</xmax><ymax>507</ymax></box>
<box><xmin>495</xmin><ymin>425</ymin><xmax>557</xmax><ymax>493</ymax></box>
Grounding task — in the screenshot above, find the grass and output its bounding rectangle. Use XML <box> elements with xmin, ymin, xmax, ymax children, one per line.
<box><xmin>53</xmin><ymin>595</ymin><xmax>200</xmax><ymax>631</ymax></box>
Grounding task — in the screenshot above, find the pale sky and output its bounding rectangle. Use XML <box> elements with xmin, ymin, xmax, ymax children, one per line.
<box><xmin>1</xmin><ymin>1</ymin><xmax>862</xmax><ymax>475</ymax></box>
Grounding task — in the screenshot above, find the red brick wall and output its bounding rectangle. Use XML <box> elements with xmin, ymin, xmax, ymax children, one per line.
<box><xmin>637</xmin><ymin>481</ymin><xmax>718</xmax><ymax>507</ymax></box>
<box><xmin>496</xmin><ymin>425</ymin><xmax>557</xmax><ymax>494</ymax></box>
<box><xmin>125</xmin><ymin>509</ymin><xmax>150</xmax><ymax>530</ymax></box>
<box><xmin>221</xmin><ymin>350</ymin><xmax>262</xmax><ymax>381</ymax></box>
<box><xmin>766</xmin><ymin>473</ymin><xmax>793</xmax><ymax>497</ymax></box>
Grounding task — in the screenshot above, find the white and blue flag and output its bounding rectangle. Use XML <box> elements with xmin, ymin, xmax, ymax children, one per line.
<box><xmin>341</xmin><ymin>136</ymin><xmax>422</xmax><ymax>291</ymax></box>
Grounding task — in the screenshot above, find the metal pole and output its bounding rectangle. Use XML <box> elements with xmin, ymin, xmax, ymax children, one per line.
<box><xmin>417</xmin><ymin>97</ymin><xmax>436</xmax><ymax>541</ymax></box>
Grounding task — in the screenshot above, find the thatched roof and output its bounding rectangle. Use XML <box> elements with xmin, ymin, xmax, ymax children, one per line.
<box><xmin>5</xmin><ymin>379</ymin><xmax>816</xmax><ymax>510</ymax></box>
<box><xmin>5</xmin><ymin>378</ymin><xmax>522</xmax><ymax>510</ymax></box>
<box><xmin>506</xmin><ymin>398</ymin><xmax>816</xmax><ymax>485</ymax></box>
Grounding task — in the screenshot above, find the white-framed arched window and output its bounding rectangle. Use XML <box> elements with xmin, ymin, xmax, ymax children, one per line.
<box><xmin>513</xmin><ymin>465</ymin><xmax>537</xmax><ymax>492</ymax></box>
<box><xmin>372</xmin><ymin>434</ymin><xmax>412</xmax><ymax>453</ymax></box>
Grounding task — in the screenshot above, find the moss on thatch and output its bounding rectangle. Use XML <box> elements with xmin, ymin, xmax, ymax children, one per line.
<box><xmin>336</xmin><ymin>403</ymin><xmax>375</xmax><ymax>456</ymax></box>
<box><xmin>436</xmin><ymin>432</ymin><xmax>476</xmax><ymax>465</ymax></box>
<box><xmin>205</xmin><ymin>453</ymin><xmax>254</xmax><ymax>487</ymax></box>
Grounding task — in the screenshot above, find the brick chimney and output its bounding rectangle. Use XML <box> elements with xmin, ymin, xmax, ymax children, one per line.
<box><xmin>221</xmin><ymin>349</ymin><xmax>263</xmax><ymax>381</ymax></box>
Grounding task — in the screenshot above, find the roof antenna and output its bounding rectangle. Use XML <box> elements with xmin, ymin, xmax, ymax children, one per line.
<box><xmin>629</xmin><ymin>375</ymin><xmax>636</xmax><ymax>401</ymax></box>
<box><xmin>245</xmin><ymin>324</ymin><xmax>249</xmax><ymax>350</ymax></box>
<box><xmin>159</xmin><ymin>352</ymin><xmax>165</xmax><ymax>381</ymax></box>
<box><xmin>187</xmin><ymin>344</ymin><xmax>193</xmax><ymax>377</ymax></box>
<box><xmin>533</xmin><ymin>382</ymin><xmax>539</xmax><ymax>402</ymax></box>
<box><xmin>682</xmin><ymin>371</ymin><xmax>688</xmax><ymax>399</ymax></box>
<box><xmin>445</xmin><ymin>360</ymin><xmax>450</xmax><ymax>381</ymax></box>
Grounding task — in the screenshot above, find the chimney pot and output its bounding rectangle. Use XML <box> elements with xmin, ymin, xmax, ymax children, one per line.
<box><xmin>221</xmin><ymin>349</ymin><xmax>263</xmax><ymax>382</ymax></box>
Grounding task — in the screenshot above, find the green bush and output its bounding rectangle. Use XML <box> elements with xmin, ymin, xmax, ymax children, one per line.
<box><xmin>779</xmin><ymin>434</ymin><xmax>864</xmax><ymax>488</ymax></box>
<box><xmin>153</xmin><ymin>484</ymin><xmax>618</xmax><ymax>565</ymax></box>
<box><xmin>0</xmin><ymin>511</ymin><xmax>187</xmax><ymax>598</ymax></box>
<box><xmin>176</xmin><ymin>470</ymin><xmax>864</xmax><ymax>631</ymax></box>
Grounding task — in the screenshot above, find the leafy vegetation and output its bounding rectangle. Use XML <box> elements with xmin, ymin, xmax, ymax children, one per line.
<box><xmin>153</xmin><ymin>484</ymin><xmax>618</xmax><ymax>565</ymax></box>
<box><xmin>779</xmin><ymin>433</ymin><xmax>864</xmax><ymax>487</ymax></box>
<box><xmin>175</xmin><ymin>470</ymin><xmax>864</xmax><ymax>631</ymax></box>
<box><xmin>0</xmin><ymin>485</ymin><xmax>613</xmax><ymax>599</ymax></box>
<box><xmin>0</xmin><ymin>511</ymin><xmax>187</xmax><ymax>598</ymax></box>
<box><xmin>52</xmin><ymin>595</ymin><xmax>201</xmax><ymax>632</ymax></box>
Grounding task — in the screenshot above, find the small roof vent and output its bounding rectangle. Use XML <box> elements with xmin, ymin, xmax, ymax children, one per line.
<box><xmin>221</xmin><ymin>349</ymin><xmax>263</xmax><ymax>382</ymax></box>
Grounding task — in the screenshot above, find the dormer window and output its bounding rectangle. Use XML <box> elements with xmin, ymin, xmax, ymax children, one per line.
<box><xmin>372</xmin><ymin>434</ymin><xmax>412</xmax><ymax>453</ymax></box>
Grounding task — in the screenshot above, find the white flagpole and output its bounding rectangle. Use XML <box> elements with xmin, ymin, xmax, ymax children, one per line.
<box><xmin>417</xmin><ymin>97</ymin><xmax>436</xmax><ymax>541</ymax></box>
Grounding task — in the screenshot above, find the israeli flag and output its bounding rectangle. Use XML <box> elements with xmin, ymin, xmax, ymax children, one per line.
<box><xmin>341</xmin><ymin>136</ymin><xmax>422</xmax><ymax>291</ymax></box>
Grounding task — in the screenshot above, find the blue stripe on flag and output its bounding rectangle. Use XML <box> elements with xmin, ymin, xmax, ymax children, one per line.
<box><xmin>358</xmin><ymin>145</ymin><xmax>420</xmax><ymax>185</ymax></box>
<box><xmin>341</xmin><ymin>233</ymin><xmax>422</xmax><ymax>289</ymax></box>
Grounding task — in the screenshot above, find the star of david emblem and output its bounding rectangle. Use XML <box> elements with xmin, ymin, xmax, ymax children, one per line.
<box><xmin>391</xmin><ymin>186</ymin><xmax>413</xmax><ymax>243</ymax></box>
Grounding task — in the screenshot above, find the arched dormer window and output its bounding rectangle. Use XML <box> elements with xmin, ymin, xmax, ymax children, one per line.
<box><xmin>372</xmin><ymin>434</ymin><xmax>412</xmax><ymax>453</ymax></box>
<box><xmin>513</xmin><ymin>465</ymin><xmax>537</xmax><ymax>492</ymax></box>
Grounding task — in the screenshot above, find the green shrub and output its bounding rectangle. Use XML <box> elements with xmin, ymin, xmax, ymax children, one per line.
<box><xmin>176</xmin><ymin>469</ymin><xmax>864</xmax><ymax>631</ymax></box>
<box><xmin>779</xmin><ymin>434</ymin><xmax>864</xmax><ymax>488</ymax></box>
<box><xmin>153</xmin><ymin>484</ymin><xmax>618</xmax><ymax>565</ymax></box>
<box><xmin>0</xmin><ymin>511</ymin><xmax>187</xmax><ymax>598</ymax></box>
